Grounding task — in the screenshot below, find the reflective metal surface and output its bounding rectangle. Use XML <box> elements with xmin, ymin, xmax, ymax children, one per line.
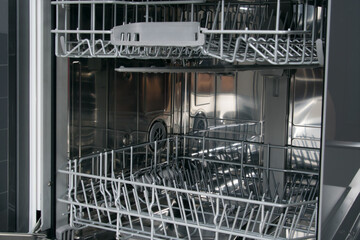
<box><xmin>189</xmin><ymin>71</ymin><xmax>264</xmax><ymax>142</ymax></box>
<box><xmin>69</xmin><ymin>61</ymin><xmax>283</xmax><ymax>158</ymax></box>
<box><xmin>288</xmin><ymin>68</ymin><xmax>323</xmax><ymax>171</ymax></box>
<box><xmin>0</xmin><ymin>233</ymin><xmax>47</xmax><ymax>240</ymax></box>
<box><xmin>65</xmin><ymin>59</ymin><xmax>324</xmax><ymax>239</ymax></box>
<box><xmin>291</xmin><ymin>68</ymin><xmax>323</xmax><ymax>146</ymax></box>
<box><xmin>69</xmin><ymin>59</ymin><xmax>175</xmax><ymax>158</ymax></box>
<box><xmin>69</xmin><ymin>61</ymin><xmax>324</xmax><ymax>162</ymax></box>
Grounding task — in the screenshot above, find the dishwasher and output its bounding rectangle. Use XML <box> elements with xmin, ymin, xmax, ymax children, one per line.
<box><xmin>51</xmin><ymin>0</ymin><xmax>326</xmax><ymax>239</ymax></box>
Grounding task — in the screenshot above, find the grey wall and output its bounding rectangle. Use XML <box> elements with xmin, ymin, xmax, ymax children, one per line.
<box><xmin>0</xmin><ymin>0</ymin><xmax>16</xmax><ymax>232</ymax></box>
<box><xmin>17</xmin><ymin>0</ymin><xmax>30</xmax><ymax>232</ymax></box>
<box><xmin>0</xmin><ymin>0</ymin><xmax>9</xmax><ymax>231</ymax></box>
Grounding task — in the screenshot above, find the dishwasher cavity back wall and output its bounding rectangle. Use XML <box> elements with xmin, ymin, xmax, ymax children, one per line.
<box><xmin>52</xmin><ymin>0</ymin><xmax>329</xmax><ymax>239</ymax></box>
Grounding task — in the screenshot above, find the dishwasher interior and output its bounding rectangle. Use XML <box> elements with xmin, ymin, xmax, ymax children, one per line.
<box><xmin>53</xmin><ymin>0</ymin><xmax>325</xmax><ymax>239</ymax></box>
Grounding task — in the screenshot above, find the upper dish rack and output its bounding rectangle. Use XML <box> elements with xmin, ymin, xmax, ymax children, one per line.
<box><xmin>52</xmin><ymin>0</ymin><xmax>325</xmax><ymax>65</ymax></box>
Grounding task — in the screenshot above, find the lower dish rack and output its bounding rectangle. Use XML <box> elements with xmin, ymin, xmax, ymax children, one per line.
<box><xmin>59</xmin><ymin>136</ymin><xmax>319</xmax><ymax>239</ymax></box>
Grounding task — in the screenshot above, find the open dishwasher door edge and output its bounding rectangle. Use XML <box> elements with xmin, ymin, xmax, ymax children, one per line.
<box><xmin>29</xmin><ymin>0</ymin><xmax>54</xmax><ymax>234</ymax></box>
<box><xmin>319</xmin><ymin>0</ymin><xmax>360</xmax><ymax>239</ymax></box>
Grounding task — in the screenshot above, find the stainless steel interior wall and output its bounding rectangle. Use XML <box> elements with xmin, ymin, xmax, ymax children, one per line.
<box><xmin>56</xmin><ymin>58</ymin><xmax>69</xmax><ymax>232</ymax></box>
<box><xmin>189</xmin><ymin>71</ymin><xmax>264</xmax><ymax>141</ymax></box>
<box><xmin>55</xmin><ymin>2</ymin><xmax>69</xmax><ymax>232</ymax></box>
<box><xmin>290</xmin><ymin>69</ymin><xmax>323</xmax><ymax>148</ymax></box>
<box><xmin>69</xmin><ymin>63</ymin><xmax>272</xmax><ymax>157</ymax></box>
<box><xmin>263</xmin><ymin>73</ymin><xmax>289</xmax><ymax>197</ymax></box>
<box><xmin>68</xmin><ymin>63</ymin><xmax>324</xmax><ymax>162</ymax></box>
<box><xmin>69</xmin><ymin>59</ymin><xmax>176</xmax><ymax>158</ymax></box>
<box><xmin>288</xmin><ymin>68</ymin><xmax>323</xmax><ymax>171</ymax></box>
<box><xmin>69</xmin><ymin>65</ymin><xmax>273</xmax><ymax>158</ymax></box>
<box><xmin>189</xmin><ymin>71</ymin><xmax>264</xmax><ymax>121</ymax></box>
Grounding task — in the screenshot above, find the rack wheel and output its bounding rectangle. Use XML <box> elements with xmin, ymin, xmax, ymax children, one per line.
<box><xmin>193</xmin><ymin>113</ymin><xmax>207</xmax><ymax>131</ymax></box>
<box><xmin>149</xmin><ymin>121</ymin><xmax>167</xmax><ymax>150</ymax></box>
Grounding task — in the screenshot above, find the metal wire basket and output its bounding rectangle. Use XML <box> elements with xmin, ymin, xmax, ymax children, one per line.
<box><xmin>52</xmin><ymin>0</ymin><xmax>324</xmax><ymax>65</ymax></box>
<box><xmin>59</xmin><ymin>135</ymin><xmax>319</xmax><ymax>239</ymax></box>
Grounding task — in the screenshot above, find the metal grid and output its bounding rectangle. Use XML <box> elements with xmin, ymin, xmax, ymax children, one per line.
<box><xmin>52</xmin><ymin>0</ymin><xmax>324</xmax><ymax>65</ymax></box>
<box><xmin>59</xmin><ymin>135</ymin><xmax>319</xmax><ymax>239</ymax></box>
<box><xmin>191</xmin><ymin>122</ymin><xmax>263</xmax><ymax>142</ymax></box>
<box><xmin>52</xmin><ymin>0</ymin><xmax>205</xmax><ymax>59</ymax></box>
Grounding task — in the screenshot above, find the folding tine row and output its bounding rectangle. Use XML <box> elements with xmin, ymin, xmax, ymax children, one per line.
<box><xmin>59</xmin><ymin>135</ymin><xmax>319</xmax><ymax>239</ymax></box>
<box><xmin>52</xmin><ymin>0</ymin><xmax>206</xmax><ymax>59</ymax></box>
<box><xmin>52</xmin><ymin>0</ymin><xmax>325</xmax><ymax>65</ymax></box>
<box><xmin>191</xmin><ymin>122</ymin><xmax>263</xmax><ymax>142</ymax></box>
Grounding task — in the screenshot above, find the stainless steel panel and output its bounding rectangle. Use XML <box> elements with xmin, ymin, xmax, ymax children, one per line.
<box><xmin>172</xmin><ymin>73</ymin><xmax>184</xmax><ymax>134</ymax></box>
<box><xmin>189</xmin><ymin>71</ymin><xmax>264</xmax><ymax>141</ymax></box>
<box><xmin>190</xmin><ymin>72</ymin><xmax>215</xmax><ymax>119</ymax></box>
<box><xmin>236</xmin><ymin>71</ymin><xmax>264</xmax><ymax>122</ymax></box>
<box><xmin>68</xmin><ymin>63</ymin><xmax>274</xmax><ymax>161</ymax></box>
<box><xmin>69</xmin><ymin>61</ymin><xmax>98</xmax><ymax>157</ymax></box>
<box><xmin>69</xmin><ymin>59</ymin><xmax>175</xmax><ymax>158</ymax></box>
<box><xmin>0</xmin><ymin>233</ymin><xmax>46</xmax><ymax>240</ymax></box>
<box><xmin>288</xmin><ymin>68</ymin><xmax>323</xmax><ymax>171</ymax></box>
<box><xmin>56</xmin><ymin>57</ymin><xmax>69</xmax><ymax>230</ymax></box>
<box><xmin>216</xmin><ymin>74</ymin><xmax>236</xmax><ymax>120</ymax></box>
<box><xmin>67</xmin><ymin>63</ymin><xmax>324</xmax><ymax>152</ymax></box>
<box><xmin>194</xmin><ymin>73</ymin><xmax>214</xmax><ymax>106</ymax></box>
<box><xmin>292</xmin><ymin>68</ymin><xmax>323</xmax><ymax>141</ymax></box>
<box><xmin>108</xmin><ymin>71</ymin><xmax>138</xmax><ymax>148</ymax></box>
<box><xmin>263</xmin><ymin>75</ymin><xmax>289</xmax><ymax>198</ymax></box>
<box><xmin>68</xmin><ymin>64</ymin><xmax>325</xmax><ymax>158</ymax></box>
<box><xmin>39</xmin><ymin>0</ymin><xmax>53</xmax><ymax>231</ymax></box>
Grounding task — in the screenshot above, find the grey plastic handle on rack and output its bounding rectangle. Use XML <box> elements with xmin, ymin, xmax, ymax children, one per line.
<box><xmin>316</xmin><ymin>39</ymin><xmax>324</xmax><ymax>67</ymax></box>
<box><xmin>111</xmin><ymin>22</ymin><xmax>205</xmax><ymax>47</ymax></box>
